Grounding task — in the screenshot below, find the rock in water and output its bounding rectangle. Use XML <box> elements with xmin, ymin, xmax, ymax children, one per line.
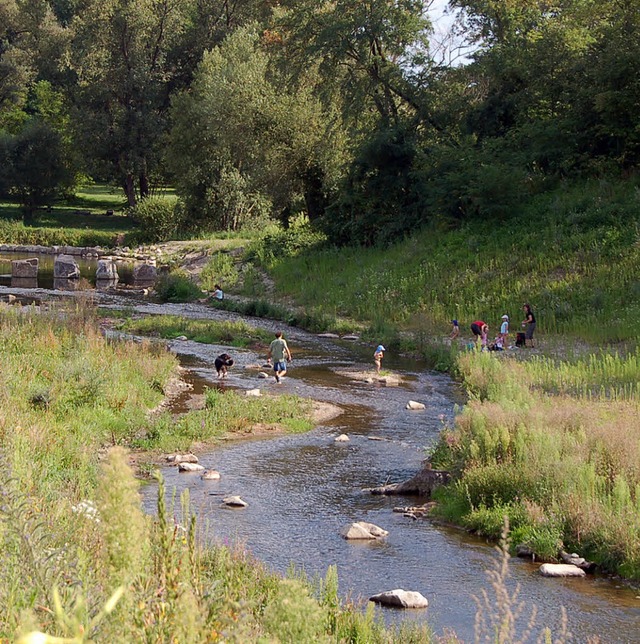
<box><xmin>223</xmin><ymin>496</ymin><xmax>248</xmax><ymax>508</ymax></box>
<box><xmin>178</xmin><ymin>462</ymin><xmax>205</xmax><ymax>472</ymax></box>
<box><xmin>369</xmin><ymin>589</ymin><xmax>428</xmax><ymax>609</ymax></box>
<box><xmin>539</xmin><ymin>563</ymin><xmax>586</xmax><ymax>578</ymax></box>
<box><xmin>340</xmin><ymin>522</ymin><xmax>388</xmax><ymax>540</ymax></box>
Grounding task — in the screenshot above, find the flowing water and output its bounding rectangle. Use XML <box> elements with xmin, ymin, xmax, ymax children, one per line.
<box><xmin>0</xmin><ymin>283</ymin><xmax>637</xmax><ymax>641</ymax></box>
<box><xmin>133</xmin><ymin>323</ymin><xmax>640</xmax><ymax>643</ymax></box>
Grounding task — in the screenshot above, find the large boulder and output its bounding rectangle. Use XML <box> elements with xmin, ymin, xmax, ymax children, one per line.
<box><xmin>539</xmin><ymin>563</ymin><xmax>586</xmax><ymax>578</ymax></box>
<box><xmin>54</xmin><ymin>254</ymin><xmax>80</xmax><ymax>279</ymax></box>
<box><xmin>341</xmin><ymin>522</ymin><xmax>388</xmax><ymax>540</ymax></box>
<box><xmin>11</xmin><ymin>258</ymin><xmax>38</xmax><ymax>278</ymax></box>
<box><xmin>406</xmin><ymin>400</ymin><xmax>426</xmax><ymax>410</ymax></box>
<box><xmin>96</xmin><ymin>259</ymin><xmax>119</xmax><ymax>281</ymax></box>
<box><xmin>369</xmin><ymin>589</ymin><xmax>429</xmax><ymax>609</ymax></box>
<box><xmin>133</xmin><ymin>263</ymin><xmax>157</xmax><ymax>283</ymax></box>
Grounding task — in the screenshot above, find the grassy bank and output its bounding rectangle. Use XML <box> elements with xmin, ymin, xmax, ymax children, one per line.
<box><xmin>429</xmin><ymin>349</ymin><xmax>640</xmax><ymax>578</ymax></box>
<box><xmin>252</xmin><ymin>178</ymin><xmax>640</xmax><ymax>346</ymax></box>
<box><xmin>115</xmin><ymin>313</ymin><xmax>274</xmax><ymax>347</ymax></box>
<box><xmin>1</xmin><ymin>303</ymin><xmax>436</xmax><ymax>642</ymax></box>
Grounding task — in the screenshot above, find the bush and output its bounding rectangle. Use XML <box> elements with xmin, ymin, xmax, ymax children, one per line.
<box><xmin>201</xmin><ymin>252</ymin><xmax>239</xmax><ymax>291</ymax></box>
<box><xmin>127</xmin><ymin>196</ymin><xmax>182</xmax><ymax>242</ymax></box>
<box><xmin>154</xmin><ymin>271</ymin><xmax>203</xmax><ymax>302</ymax></box>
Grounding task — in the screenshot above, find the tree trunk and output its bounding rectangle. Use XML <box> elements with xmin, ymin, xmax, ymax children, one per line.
<box><xmin>123</xmin><ymin>174</ymin><xmax>136</xmax><ymax>207</ymax></box>
<box><xmin>139</xmin><ymin>158</ymin><xmax>150</xmax><ymax>199</ymax></box>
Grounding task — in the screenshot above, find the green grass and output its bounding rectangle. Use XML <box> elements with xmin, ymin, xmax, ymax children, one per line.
<box><xmin>430</xmin><ymin>349</ymin><xmax>640</xmax><ymax>578</ymax></box>
<box><xmin>258</xmin><ymin>178</ymin><xmax>640</xmax><ymax>345</ymax></box>
<box><xmin>117</xmin><ymin>313</ymin><xmax>274</xmax><ymax>347</ymax></box>
<box><xmin>0</xmin><ymin>183</ymin><xmax>138</xmax><ymax>245</ymax></box>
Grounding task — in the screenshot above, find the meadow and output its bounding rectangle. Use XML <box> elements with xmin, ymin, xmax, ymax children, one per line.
<box><xmin>256</xmin><ymin>179</ymin><xmax>640</xmax><ymax>345</ymax></box>
<box><xmin>0</xmin><ymin>301</ymin><xmax>439</xmax><ymax>642</ymax></box>
<box><xmin>429</xmin><ymin>349</ymin><xmax>640</xmax><ymax>578</ymax></box>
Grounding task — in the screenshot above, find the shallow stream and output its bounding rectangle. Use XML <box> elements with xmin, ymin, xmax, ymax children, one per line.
<box><xmin>134</xmin><ymin>322</ymin><xmax>640</xmax><ymax>643</ymax></box>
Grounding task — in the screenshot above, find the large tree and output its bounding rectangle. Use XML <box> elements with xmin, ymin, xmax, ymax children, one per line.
<box><xmin>169</xmin><ymin>26</ymin><xmax>344</xmax><ymax>231</ymax></box>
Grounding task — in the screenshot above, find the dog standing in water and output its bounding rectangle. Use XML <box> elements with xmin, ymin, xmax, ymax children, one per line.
<box><xmin>214</xmin><ymin>353</ymin><xmax>234</xmax><ymax>378</ymax></box>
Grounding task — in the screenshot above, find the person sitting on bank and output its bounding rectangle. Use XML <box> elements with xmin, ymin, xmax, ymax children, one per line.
<box><xmin>213</xmin><ymin>284</ymin><xmax>224</xmax><ymax>300</ymax></box>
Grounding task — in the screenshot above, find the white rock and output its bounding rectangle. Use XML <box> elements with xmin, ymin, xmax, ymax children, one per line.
<box><xmin>258</xmin><ymin>372</ymin><xmax>270</xmax><ymax>379</ymax></box>
<box><xmin>539</xmin><ymin>564</ymin><xmax>586</xmax><ymax>578</ymax></box>
<box><xmin>175</xmin><ymin>335</ymin><xmax>188</xmax><ymax>341</ymax></box>
<box><xmin>369</xmin><ymin>589</ymin><xmax>428</xmax><ymax>609</ymax></box>
<box><xmin>246</xmin><ymin>389</ymin><xmax>262</xmax><ymax>397</ymax></box>
<box><xmin>317</xmin><ymin>333</ymin><xmax>340</xmax><ymax>338</ymax></box>
<box><xmin>202</xmin><ymin>470</ymin><xmax>221</xmax><ymax>480</ymax></box>
<box><xmin>223</xmin><ymin>496</ymin><xmax>248</xmax><ymax>507</ymax></box>
<box><xmin>178</xmin><ymin>462</ymin><xmax>205</xmax><ymax>472</ymax></box>
<box><xmin>167</xmin><ymin>453</ymin><xmax>199</xmax><ymax>464</ymax></box>
<box><xmin>335</xmin><ymin>434</ymin><xmax>350</xmax><ymax>442</ymax></box>
<box><xmin>341</xmin><ymin>522</ymin><xmax>389</xmax><ymax>540</ymax></box>
<box><xmin>341</xmin><ymin>334</ymin><xmax>360</xmax><ymax>341</ymax></box>
<box><xmin>406</xmin><ymin>400</ymin><xmax>426</xmax><ymax>410</ymax></box>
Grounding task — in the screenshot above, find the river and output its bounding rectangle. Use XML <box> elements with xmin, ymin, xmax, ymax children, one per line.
<box><xmin>0</xmin><ymin>285</ymin><xmax>638</xmax><ymax>640</ymax></box>
<box><xmin>127</xmin><ymin>313</ymin><xmax>640</xmax><ymax>643</ymax></box>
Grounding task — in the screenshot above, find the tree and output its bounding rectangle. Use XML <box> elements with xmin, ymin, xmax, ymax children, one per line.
<box><xmin>70</xmin><ymin>0</ymin><xmax>193</xmax><ymax>206</ymax></box>
<box><xmin>0</xmin><ymin>118</ymin><xmax>75</xmax><ymax>220</ymax></box>
<box><xmin>169</xmin><ymin>26</ymin><xmax>343</xmax><ymax>231</ymax></box>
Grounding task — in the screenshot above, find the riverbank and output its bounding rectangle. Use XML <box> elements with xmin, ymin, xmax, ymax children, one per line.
<box><xmin>0</xmin><ymin>300</ymin><xmax>435</xmax><ymax>642</ymax></box>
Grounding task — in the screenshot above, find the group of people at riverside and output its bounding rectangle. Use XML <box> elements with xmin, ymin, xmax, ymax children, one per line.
<box><xmin>450</xmin><ymin>304</ymin><xmax>536</xmax><ymax>351</ymax></box>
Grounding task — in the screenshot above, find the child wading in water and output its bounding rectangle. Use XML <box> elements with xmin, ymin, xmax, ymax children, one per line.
<box><xmin>373</xmin><ymin>345</ymin><xmax>385</xmax><ymax>373</ymax></box>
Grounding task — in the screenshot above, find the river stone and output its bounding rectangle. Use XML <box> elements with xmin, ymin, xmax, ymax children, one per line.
<box><xmin>341</xmin><ymin>334</ymin><xmax>360</xmax><ymax>341</ymax></box>
<box><xmin>335</xmin><ymin>434</ymin><xmax>350</xmax><ymax>442</ymax></box>
<box><xmin>178</xmin><ymin>462</ymin><xmax>205</xmax><ymax>472</ymax></box>
<box><xmin>246</xmin><ymin>389</ymin><xmax>261</xmax><ymax>396</ymax></box>
<box><xmin>258</xmin><ymin>372</ymin><xmax>270</xmax><ymax>379</ymax></box>
<box><xmin>341</xmin><ymin>522</ymin><xmax>388</xmax><ymax>540</ymax></box>
<box><xmin>369</xmin><ymin>589</ymin><xmax>428</xmax><ymax>609</ymax></box>
<box><xmin>202</xmin><ymin>469</ymin><xmax>221</xmax><ymax>480</ymax></box>
<box><xmin>539</xmin><ymin>563</ymin><xmax>586</xmax><ymax>578</ymax></box>
<box><xmin>406</xmin><ymin>400</ymin><xmax>426</xmax><ymax>410</ymax></box>
<box><xmin>54</xmin><ymin>254</ymin><xmax>80</xmax><ymax>279</ymax></box>
<box><xmin>96</xmin><ymin>259</ymin><xmax>119</xmax><ymax>280</ymax></box>
<box><xmin>167</xmin><ymin>453</ymin><xmax>199</xmax><ymax>463</ymax></box>
<box><xmin>133</xmin><ymin>263</ymin><xmax>157</xmax><ymax>282</ymax></box>
<box><xmin>317</xmin><ymin>332</ymin><xmax>340</xmax><ymax>338</ymax></box>
<box><xmin>175</xmin><ymin>336</ymin><xmax>188</xmax><ymax>341</ymax></box>
<box><xmin>223</xmin><ymin>496</ymin><xmax>248</xmax><ymax>507</ymax></box>
<box><xmin>11</xmin><ymin>258</ymin><xmax>38</xmax><ymax>278</ymax></box>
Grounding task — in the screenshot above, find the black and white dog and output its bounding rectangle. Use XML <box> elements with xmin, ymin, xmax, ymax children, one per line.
<box><xmin>214</xmin><ymin>353</ymin><xmax>234</xmax><ymax>378</ymax></box>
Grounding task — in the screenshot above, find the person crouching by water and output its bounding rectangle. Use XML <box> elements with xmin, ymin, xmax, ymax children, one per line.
<box><xmin>470</xmin><ymin>320</ymin><xmax>489</xmax><ymax>350</ymax></box>
<box><xmin>213</xmin><ymin>284</ymin><xmax>224</xmax><ymax>300</ymax></box>
<box><xmin>268</xmin><ymin>331</ymin><xmax>292</xmax><ymax>383</ymax></box>
<box><xmin>374</xmin><ymin>345</ymin><xmax>385</xmax><ymax>373</ymax></box>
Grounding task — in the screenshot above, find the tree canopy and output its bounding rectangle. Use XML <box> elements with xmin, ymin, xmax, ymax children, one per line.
<box><xmin>0</xmin><ymin>0</ymin><xmax>639</xmax><ymax>239</ymax></box>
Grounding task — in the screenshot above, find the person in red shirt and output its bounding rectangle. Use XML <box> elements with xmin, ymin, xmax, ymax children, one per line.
<box><xmin>470</xmin><ymin>320</ymin><xmax>489</xmax><ymax>348</ymax></box>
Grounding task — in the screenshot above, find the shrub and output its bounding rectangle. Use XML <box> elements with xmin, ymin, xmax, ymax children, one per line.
<box><xmin>200</xmin><ymin>252</ymin><xmax>239</xmax><ymax>291</ymax></box>
<box><xmin>127</xmin><ymin>196</ymin><xmax>182</xmax><ymax>242</ymax></box>
<box><xmin>154</xmin><ymin>271</ymin><xmax>203</xmax><ymax>303</ymax></box>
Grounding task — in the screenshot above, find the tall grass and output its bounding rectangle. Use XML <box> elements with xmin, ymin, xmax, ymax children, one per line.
<box><xmin>260</xmin><ymin>178</ymin><xmax>640</xmax><ymax>344</ymax></box>
<box><xmin>431</xmin><ymin>350</ymin><xmax>640</xmax><ymax>577</ymax></box>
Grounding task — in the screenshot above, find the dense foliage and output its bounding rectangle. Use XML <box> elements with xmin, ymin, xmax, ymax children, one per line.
<box><xmin>1</xmin><ymin>0</ymin><xmax>639</xmax><ymax>240</ymax></box>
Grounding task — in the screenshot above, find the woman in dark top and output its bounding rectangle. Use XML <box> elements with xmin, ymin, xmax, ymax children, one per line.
<box><xmin>521</xmin><ymin>304</ymin><xmax>536</xmax><ymax>347</ymax></box>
